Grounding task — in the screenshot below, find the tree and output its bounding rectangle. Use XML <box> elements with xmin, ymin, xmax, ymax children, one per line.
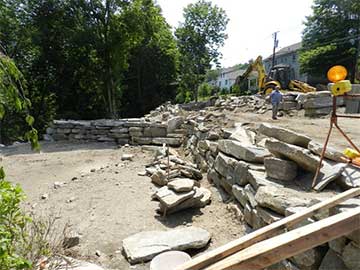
<box><xmin>300</xmin><ymin>0</ymin><xmax>360</xmax><ymax>83</ymax></box>
<box><xmin>121</xmin><ymin>0</ymin><xmax>179</xmax><ymax>117</ymax></box>
<box><xmin>175</xmin><ymin>0</ymin><xmax>228</xmax><ymax>102</ymax></box>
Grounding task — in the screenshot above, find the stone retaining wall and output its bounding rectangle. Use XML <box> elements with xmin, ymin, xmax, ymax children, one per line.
<box><xmin>182</xmin><ymin>121</ymin><xmax>359</xmax><ymax>270</ymax></box>
<box><xmin>46</xmin><ymin>118</ymin><xmax>185</xmax><ymax>147</ymax></box>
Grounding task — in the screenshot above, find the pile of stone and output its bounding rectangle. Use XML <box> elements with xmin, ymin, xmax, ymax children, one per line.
<box><xmin>296</xmin><ymin>91</ymin><xmax>345</xmax><ymax>117</ymax></box>
<box><xmin>145</xmin><ymin>149</ymin><xmax>211</xmax><ymax>215</ymax></box>
<box><xmin>187</xmin><ymin>122</ymin><xmax>359</xmax><ymax>270</ymax></box>
<box><xmin>46</xmin><ymin>117</ymin><xmax>186</xmax><ymax>147</ymax></box>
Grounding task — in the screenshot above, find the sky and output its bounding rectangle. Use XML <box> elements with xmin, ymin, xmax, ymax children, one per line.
<box><xmin>156</xmin><ymin>0</ymin><xmax>314</xmax><ymax>68</ymax></box>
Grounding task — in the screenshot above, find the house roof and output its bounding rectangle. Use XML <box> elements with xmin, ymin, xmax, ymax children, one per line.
<box><xmin>264</xmin><ymin>42</ymin><xmax>302</xmax><ymax>61</ymax></box>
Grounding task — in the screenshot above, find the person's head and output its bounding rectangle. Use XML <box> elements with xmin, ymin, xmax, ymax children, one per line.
<box><xmin>275</xmin><ymin>86</ymin><xmax>280</xmax><ymax>92</ymax></box>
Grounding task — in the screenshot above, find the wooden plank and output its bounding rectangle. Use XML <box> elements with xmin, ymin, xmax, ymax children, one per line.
<box><xmin>175</xmin><ymin>187</ymin><xmax>360</xmax><ymax>270</ymax></box>
<box><xmin>204</xmin><ymin>207</ymin><xmax>360</xmax><ymax>270</ymax></box>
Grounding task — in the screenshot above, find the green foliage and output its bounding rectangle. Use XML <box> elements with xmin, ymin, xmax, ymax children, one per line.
<box><xmin>300</xmin><ymin>0</ymin><xmax>360</xmax><ymax>82</ymax></box>
<box><xmin>198</xmin><ymin>83</ymin><xmax>212</xmax><ymax>98</ymax></box>
<box><xmin>0</xmin><ymin>171</ymin><xmax>31</xmax><ymax>270</ymax></box>
<box><xmin>176</xmin><ymin>0</ymin><xmax>229</xmax><ymax>102</ymax></box>
<box><xmin>0</xmin><ymin>54</ymin><xmax>39</xmax><ymax>150</ymax></box>
<box><xmin>121</xmin><ymin>0</ymin><xmax>179</xmax><ymax>117</ymax></box>
<box><xmin>0</xmin><ymin>0</ymin><xmax>179</xmax><ymax>139</ymax></box>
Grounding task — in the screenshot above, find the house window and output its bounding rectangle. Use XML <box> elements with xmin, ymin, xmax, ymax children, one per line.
<box><xmin>292</xmin><ymin>54</ymin><xmax>296</xmax><ymax>62</ymax></box>
<box><xmin>225</xmin><ymin>80</ymin><xmax>228</xmax><ymax>85</ymax></box>
<box><xmin>219</xmin><ymin>81</ymin><xmax>221</xmax><ymax>87</ymax></box>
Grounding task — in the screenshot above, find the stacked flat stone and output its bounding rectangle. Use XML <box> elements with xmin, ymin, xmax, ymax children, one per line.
<box><xmin>46</xmin><ymin>118</ymin><xmax>185</xmax><ymax>146</ymax></box>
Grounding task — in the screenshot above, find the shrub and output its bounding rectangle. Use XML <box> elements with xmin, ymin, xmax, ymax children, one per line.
<box><xmin>0</xmin><ymin>168</ymin><xmax>69</xmax><ymax>270</ymax></box>
<box><xmin>0</xmin><ymin>168</ymin><xmax>31</xmax><ymax>270</ymax></box>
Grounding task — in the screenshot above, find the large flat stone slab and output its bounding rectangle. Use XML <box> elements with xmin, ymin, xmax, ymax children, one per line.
<box><xmin>152</xmin><ymin>186</ymin><xmax>195</xmax><ymax>208</ymax></box>
<box><xmin>122</xmin><ymin>227</ymin><xmax>211</xmax><ymax>263</ymax></box>
<box><xmin>264</xmin><ymin>157</ymin><xmax>298</xmax><ymax>181</ymax></box>
<box><xmin>168</xmin><ymin>178</ymin><xmax>195</xmax><ymax>192</ymax></box>
<box><xmin>160</xmin><ymin>187</ymin><xmax>211</xmax><ymax>214</ymax></box>
<box><xmin>218</xmin><ymin>139</ymin><xmax>270</xmax><ymax>163</ymax></box>
<box><xmin>255</xmin><ymin>185</ymin><xmax>311</xmax><ymax>215</ymax></box>
<box><xmin>265</xmin><ymin>139</ymin><xmax>320</xmax><ymax>172</ymax></box>
<box><xmin>259</xmin><ymin>123</ymin><xmax>311</xmax><ymax>148</ymax></box>
<box><xmin>308</xmin><ymin>141</ymin><xmax>344</xmax><ymax>162</ymax></box>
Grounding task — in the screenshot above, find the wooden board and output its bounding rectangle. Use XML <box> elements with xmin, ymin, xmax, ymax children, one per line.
<box><xmin>204</xmin><ymin>207</ymin><xmax>360</xmax><ymax>270</ymax></box>
<box><xmin>175</xmin><ymin>187</ymin><xmax>360</xmax><ymax>270</ymax></box>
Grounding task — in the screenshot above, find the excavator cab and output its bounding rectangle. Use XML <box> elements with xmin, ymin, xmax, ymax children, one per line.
<box><xmin>268</xmin><ymin>65</ymin><xmax>295</xmax><ymax>89</ymax></box>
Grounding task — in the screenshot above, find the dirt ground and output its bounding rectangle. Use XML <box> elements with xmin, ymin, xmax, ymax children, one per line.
<box><xmin>1</xmin><ymin>142</ymin><xmax>246</xmax><ymax>270</ymax></box>
<box><xmin>1</xmin><ymin>111</ymin><xmax>360</xmax><ymax>270</ymax></box>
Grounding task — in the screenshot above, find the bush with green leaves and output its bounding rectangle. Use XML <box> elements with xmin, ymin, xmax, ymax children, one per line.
<box><xmin>0</xmin><ymin>168</ymin><xmax>31</xmax><ymax>270</ymax></box>
<box><xmin>0</xmin><ymin>53</ymin><xmax>39</xmax><ymax>149</ymax></box>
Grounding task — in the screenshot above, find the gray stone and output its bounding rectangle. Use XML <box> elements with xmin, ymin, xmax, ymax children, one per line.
<box><xmin>122</xmin><ymin>227</ymin><xmax>211</xmax><ymax>263</ymax></box>
<box><xmin>329</xmin><ymin>237</ymin><xmax>348</xmax><ymax>254</ymax></box>
<box><xmin>290</xmin><ymin>248</ymin><xmax>323</xmax><ymax>270</ymax></box>
<box><xmin>151</xmin><ymin>170</ymin><xmax>168</xmax><ymax>186</ymax></box>
<box><xmin>256</xmin><ymin>206</ymin><xmax>284</xmax><ymax>224</ymax></box>
<box><xmin>338</xmin><ymin>166</ymin><xmax>360</xmax><ymax>189</ymax></box>
<box><xmin>167</xmin><ymin>116</ymin><xmax>184</xmax><ymax>132</ymax></box>
<box><xmin>227</xmin><ymin>124</ymin><xmax>253</xmax><ymax>145</ymax></box>
<box><xmin>305</xmin><ymin>107</ymin><xmax>332</xmax><ymax>117</ymax></box>
<box><xmin>232</xmin><ymin>185</ymin><xmax>248</xmax><ymax>207</ymax></box>
<box><xmin>218</xmin><ymin>140</ymin><xmax>270</xmax><ymax>163</ymax></box>
<box><xmin>46</xmin><ymin>127</ymin><xmax>55</xmax><ymax>134</ymax></box>
<box><xmin>153</xmin><ymin>186</ymin><xmax>195</xmax><ymax>209</ymax></box>
<box><xmin>214</xmin><ymin>152</ymin><xmax>237</xmax><ymax>178</ymax></box>
<box><xmin>161</xmin><ymin>187</ymin><xmax>211</xmax><ymax>214</ymax></box>
<box><xmin>267</xmin><ymin>260</ymin><xmax>300</xmax><ymax>270</ymax></box>
<box><xmin>342</xmin><ymin>241</ymin><xmax>360</xmax><ymax>270</ymax></box>
<box><xmin>259</xmin><ymin>123</ymin><xmax>311</xmax><ymax>148</ymax></box>
<box><xmin>244</xmin><ymin>203</ymin><xmax>255</xmax><ymax>227</ymax></box>
<box><xmin>110</xmin><ymin>127</ymin><xmax>129</xmax><ymax>133</ymax></box>
<box><xmin>132</xmin><ymin>136</ymin><xmax>152</xmax><ymax>144</ymax></box>
<box><xmin>304</xmin><ymin>96</ymin><xmax>332</xmax><ymax>109</ymax></box>
<box><xmin>179</xmin><ymin>165</ymin><xmax>203</xmax><ymax>180</ymax></box>
<box><xmin>244</xmin><ymin>184</ymin><xmax>257</xmax><ymax>208</ymax></box>
<box><xmin>264</xmin><ymin>157</ymin><xmax>298</xmax><ymax>181</ymax></box>
<box><xmin>319</xmin><ymin>249</ymin><xmax>349</xmax><ymax>270</ymax></box>
<box><xmin>265</xmin><ymin>139</ymin><xmax>320</xmax><ymax>172</ymax></box>
<box><xmin>97</xmin><ymin>136</ymin><xmax>115</xmax><ymax>142</ymax></box>
<box><xmin>121</xmin><ymin>154</ymin><xmax>134</xmax><ymax>161</ymax></box>
<box><xmin>144</xmin><ymin>126</ymin><xmax>167</xmax><ymax>137</ymax></box>
<box><xmin>247</xmin><ymin>169</ymin><xmax>284</xmax><ymax>190</ymax></box>
<box><xmin>314</xmin><ymin>163</ymin><xmax>347</xmax><ymax>191</ymax></box>
<box><xmin>255</xmin><ymin>185</ymin><xmax>310</xmax><ymax>215</ymax></box>
<box><xmin>285</xmin><ymin>206</ymin><xmax>315</xmax><ymax>229</ymax></box>
<box><xmin>152</xmin><ymin>137</ymin><xmax>183</xmax><ymax>147</ymax></box>
<box><xmin>234</xmin><ymin>161</ymin><xmax>250</xmax><ymax>186</ymax></box>
<box><xmin>206</xmin><ymin>131</ymin><xmax>220</xmax><ymax>141</ymax></box>
<box><xmin>308</xmin><ymin>141</ymin><xmax>344</xmax><ymax>162</ymax></box>
<box><xmin>280</xmin><ymin>101</ymin><xmax>298</xmax><ymax>111</ymax></box>
<box><xmin>168</xmin><ymin>178</ymin><xmax>195</xmax><ymax>192</ymax></box>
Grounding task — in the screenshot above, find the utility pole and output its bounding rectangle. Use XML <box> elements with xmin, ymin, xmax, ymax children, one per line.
<box><xmin>271</xmin><ymin>31</ymin><xmax>279</xmax><ymax>69</ymax></box>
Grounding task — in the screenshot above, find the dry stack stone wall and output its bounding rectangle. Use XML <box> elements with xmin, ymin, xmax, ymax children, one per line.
<box><xmin>46</xmin><ymin>118</ymin><xmax>185</xmax><ymax>147</ymax></box>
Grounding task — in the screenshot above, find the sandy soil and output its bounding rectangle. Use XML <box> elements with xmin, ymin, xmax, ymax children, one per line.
<box><xmin>1</xmin><ymin>111</ymin><xmax>359</xmax><ymax>270</ymax></box>
<box><xmin>1</xmin><ymin>142</ymin><xmax>246</xmax><ymax>270</ymax></box>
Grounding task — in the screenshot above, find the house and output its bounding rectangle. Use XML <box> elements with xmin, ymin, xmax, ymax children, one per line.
<box><xmin>263</xmin><ymin>42</ymin><xmax>308</xmax><ymax>82</ymax></box>
<box><xmin>210</xmin><ymin>66</ymin><xmax>258</xmax><ymax>92</ymax></box>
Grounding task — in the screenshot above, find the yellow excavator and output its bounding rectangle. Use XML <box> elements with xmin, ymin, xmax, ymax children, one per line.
<box><xmin>235</xmin><ymin>56</ymin><xmax>316</xmax><ymax>95</ymax></box>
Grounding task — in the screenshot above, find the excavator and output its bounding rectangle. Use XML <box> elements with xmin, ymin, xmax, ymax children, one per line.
<box><xmin>235</xmin><ymin>56</ymin><xmax>316</xmax><ymax>95</ymax></box>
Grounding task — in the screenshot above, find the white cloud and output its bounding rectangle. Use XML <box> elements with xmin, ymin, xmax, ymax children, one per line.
<box><xmin>156</xmin><ymin>0</ymin><xmax>314</xmax><ymax>67</ymax></box>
